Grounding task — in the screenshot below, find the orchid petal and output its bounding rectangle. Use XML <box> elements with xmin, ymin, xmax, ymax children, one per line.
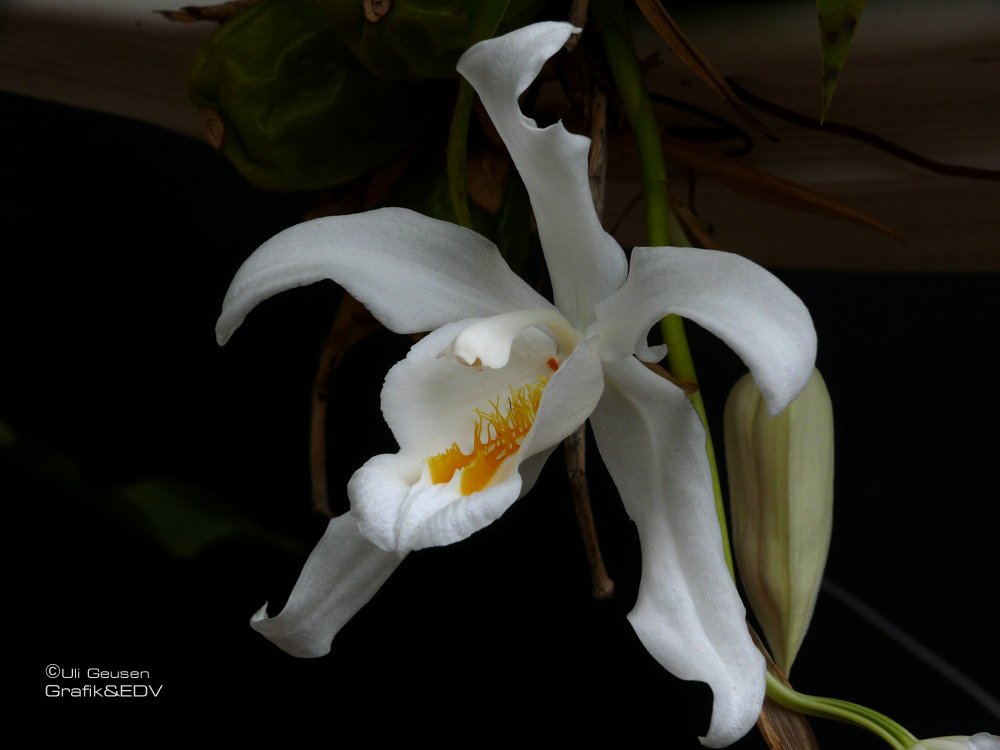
<box><xmin>457</xmin><ymin>22</ymin><xmax>627</xmax><ymax>328</ymax></box>
<box><xmin>250</xmin><ymin>512</ymin><xmax>402</xmax><ymax>658</ymax></box>
<box><xmin>589</xmin><ymin>357</ymin><xmax>765</xmax><ymax>748</ymax></box>
<box><xmin>592</xmin><ymin>247</ymin><xmax>816</xmax><ymax>414</ymax></box>
<box><xmin>350</xmin><ymin>329</ymin><xmax>604</xmax><ymax>552</ymax></box>
<box><xmin>216</xmin><ymin>207</ymin><xmax>550</xmax><ymax>344</ymax></box>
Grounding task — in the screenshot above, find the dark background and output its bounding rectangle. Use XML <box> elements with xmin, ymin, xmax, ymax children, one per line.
<box><xmin>4</xmin><ymin>92</ymin><xmax>997</xmax><ymax>745</ymax></box>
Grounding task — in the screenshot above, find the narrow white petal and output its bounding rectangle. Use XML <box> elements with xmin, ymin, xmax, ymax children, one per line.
<box><xmin>589</xmin><ymin>358</ymin><xmax>765</xmax><ymax>748</ymax></box>
<box><xmin>457</xmin><ymin>23</ymin><xmax>627</xmax><ymax>328</ymax></box>
<box><xmin>216</xmin><ymin>207</ymin><xmax>549</xmax><ymax>344</ymax></box>
<box><xmin>250</xmin><ymin>512</ymin><xmax>402</xmax><ymax>658</ymax></box>
<box><xmin>592</xmin><ymin>247</ymin><xmax>816</xmax><ymax>414</ymax></box>
<box><xmin>351</xmin><ymin>337</ymin><xmax>604</xmax><ymax>552</ymax></box>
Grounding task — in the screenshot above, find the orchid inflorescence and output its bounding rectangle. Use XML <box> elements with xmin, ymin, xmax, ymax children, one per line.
<box><xmin>216</xmin><ymin>19</ymin><xmax>998</xmax><ymax>750</ymax></box>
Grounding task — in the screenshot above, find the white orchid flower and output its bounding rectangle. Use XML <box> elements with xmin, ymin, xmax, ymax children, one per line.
<box><xmin>217</xmin><ymin>22</ymin><xmax>815</xmax><ymax>748</ymax></box>
<box><xmin>909</xmin><ymin>734</ymin><xmax>1000</xmax><ymax>750</ymax></box>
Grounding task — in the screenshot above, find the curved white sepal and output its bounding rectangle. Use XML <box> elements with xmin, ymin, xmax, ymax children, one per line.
<box><xmin>216</xmin><ymin>207</ymin><xmax>549</xmax><ymax>344</ymax></box>
<box><xmin>250</xmin><ymin>512</ymin><xmax>403</xmax><ymax>658</ymax></box>
<box><xmin>592</xmin><ymin>246</ymin><xmax>816</xmax><ymax>414</ymax></box>
<box><xmin>589</xmin><ymin>358</ymin><xmax>765</xmax><ymax>748</ymax></box>
<box><xmin>458</xmin><ymin>23</ymin><xmax>627</xmax><ymax>329</ymax></box>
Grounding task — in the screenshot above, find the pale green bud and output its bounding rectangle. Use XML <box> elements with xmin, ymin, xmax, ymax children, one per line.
<box><xmin>908</xmin><ymin>734</ymin><xmax>1000</xmax><ymax>750</ymax></box>
<box><xmin>724</xmin><ymin>368</ymin><xmax>834</xmax><ymax>674</ymax></box>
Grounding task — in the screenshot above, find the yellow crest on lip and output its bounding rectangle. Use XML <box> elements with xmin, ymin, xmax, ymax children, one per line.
<box><xmin>427</xmin><ymin>358</ymin><xmax>558</xmax><ymax>495</ymax></box>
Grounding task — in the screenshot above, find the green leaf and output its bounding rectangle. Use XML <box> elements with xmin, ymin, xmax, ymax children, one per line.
<box><xmin>315</xmin><ymin>0</ymin><xmax>546</xmax><ymax>81</ymax></box>
<box><xmin>1</xmin><ymin>424</ymin><xmax>301</xmax><ymax>559</ymax></box>
<box><xmin>817</xmin><ymin>0</ymin><xmax>868</xmax><ymax>121</ymax></box>
<box><xmin>447</xmin><ymin>0</ymin><xmax>517</xmax><ymax>228</ymax></box>
<box><xmin>119</xmin><ymin>479</ymin><xmax>299</xmax><ymax>559</ymax></box>
<box><xmin>188</xmin><ymin>0</ymin><xmax>429</xmax><ymax>191</ymax></box>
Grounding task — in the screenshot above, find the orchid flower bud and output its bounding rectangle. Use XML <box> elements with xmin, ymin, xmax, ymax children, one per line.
<box><xmin>724</xmin><ymin>368</ymin><xmax>834</xmax><ymax>674</ymax></box>
<box><xmin>908</xmin><ymin>733</ymin><xmax>1000</xmax><ymax>750</ymax></box>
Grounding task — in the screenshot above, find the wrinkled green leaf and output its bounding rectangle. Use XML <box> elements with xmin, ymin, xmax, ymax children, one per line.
<box><xmin>1</xmin><ymin>424</ymin><xmax>300</xmax><ymax>559</ymax></box>
<box><xmin>120</xmin><ymin>479</ymin><xmax>298</xmax><ymax>559</ymax></box>
<box><xmin>817</xmin><ymin>0</ymin><xmax>868</xmax><ymax>121</ymax></box>
<box><xmin>188</xmin><ymin>0</ymin><xmax>429</xmax><ymax>190</ymax></box>
<box><xmin>316</xmin><ymin>0</ymin><xmax>547</xmax><ymax>81</ymax></box>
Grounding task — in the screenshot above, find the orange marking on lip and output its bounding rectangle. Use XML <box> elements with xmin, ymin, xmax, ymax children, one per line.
<box><xmin>427</xmin><ymin>376</ymin><xmax>549</xmax><ymax>495</ymax></box>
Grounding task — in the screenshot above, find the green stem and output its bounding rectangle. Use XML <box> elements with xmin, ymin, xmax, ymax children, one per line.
<box><xmin>766</xmin><ymin>674</ymin><xmax>919</xmax><ymax>749</ymax></box>
<box><xmin>447</xmin><ymin>80</ymin><xmax>475</xmax><ymax>229</ymax></box>
<box><xmin>447</xmin><ymin>0</ymin><xmax>512</xmax><ymax>230</ymax></box>
<box><xmin>598</xmin><ymin>3</ymin><xmax>733</xmax><ymax>574</ymax></box>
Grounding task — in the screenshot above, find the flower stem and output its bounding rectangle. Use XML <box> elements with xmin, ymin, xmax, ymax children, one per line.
<box><xmin>447</xmin><ymin>0</ymin><xmax>513</xmax><ymax>230</ymax></box>
<box><xmin>564</xmin><ymin>426</ymin><xmax>615</xmax><ymax>599</ymax></box>
<box><xmin>597</xmin><ymin>3</ymin><xmax>733</xmax><ymax>574</ymax></box>
<box><xmin>447</xmin><ymin>80</ymin><xmax>475</xmax><ymax>229</ymax></box>
<box><xmin>765</xmin><ymin>674</ymin><xmax>918</xmax><ymax>750</ymax></box>
<box><xmin>600</xmin><ymin>11</ymin><xmax>922</xmax><ymax>750</ymax></box>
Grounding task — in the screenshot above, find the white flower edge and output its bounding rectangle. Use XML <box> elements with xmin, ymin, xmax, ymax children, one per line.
<box><xmin>909</xmin><ymin>734</ymin><xmax>1000</xmax><ymax>750</ymax></box>
<box><xmin>250</xmin><ymin>512</ymin><xmax>403</xmax><ymax>658</ymax></box>
<box><xmin>591</xmin><ymin>358</ymin><xmax>765</xmax><ymax>748</ymax></box>
<box><xmin>457</xmin><ymin>21</ymin><xmax>628</xmax><ymax>328</ymax></box>
<box><xmin>216</xmin><ymin>207</ymin><xmax>551</xmax><ymax>344</ymax></box>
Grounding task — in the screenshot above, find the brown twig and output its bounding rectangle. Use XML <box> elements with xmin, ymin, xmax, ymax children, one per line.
<box><xmin>310</xmin><ymin>294</ymin><xmax>381</xmax><ymax>517</ymax></box>
<box><xmin>660</xmin><ymin>132</ymin><xmax>899</xmax><ymax>239</ymax></box>
<box><xmin>305</xmin><ymin>157</ymin><xmax>410</xmax><ymax>516</ymax></box>
<box><xmin>157</xmin><ymin>0</ymin><xmax>256</xmax><ymax>23</ymax></box>
<box><xmin>560</xmin><ymin>67</ymin><xmax>615</xmax><ymax>600</ymax></box>
<box><xmin>310</xmin><ymin>332</ymin><xmax>337</xmax><ymax>518</ymax></box>
<box><xmin>564</xmin><ymin>426</ymin><xmax>615</xmax><ymax>599</ymax></box>
<box><xmin>588</xmin><ymin>87</ymin><xmax>608</xmax><ymax>217</ymax></box>
<box><xmin>633</xmin><ymin>0</ymin><xmax>777</xmax><ymax>141</ymax></box>
<box><xmin>749</xmin><ymin>626</ymin><xmax>822</xmax><ymax>750</ymax></box>
<box><xmin>667</xmin><ymin>186</ymin><xmax>720</xmax><ymax>250</ymax></box>
<box><xmin>644</xmin><ymin>361</ymin><xmax>699</xmax><ymax>394</ymax></box>
<box><xmin>728</xmin><ymin>79</ymin><xmax>1000</xmax><ymax>182</ymax></box>
<box><xmin>564</xmin><ymin>0</ymin><xmax>590</xmax><ymax>51</ymax></box>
